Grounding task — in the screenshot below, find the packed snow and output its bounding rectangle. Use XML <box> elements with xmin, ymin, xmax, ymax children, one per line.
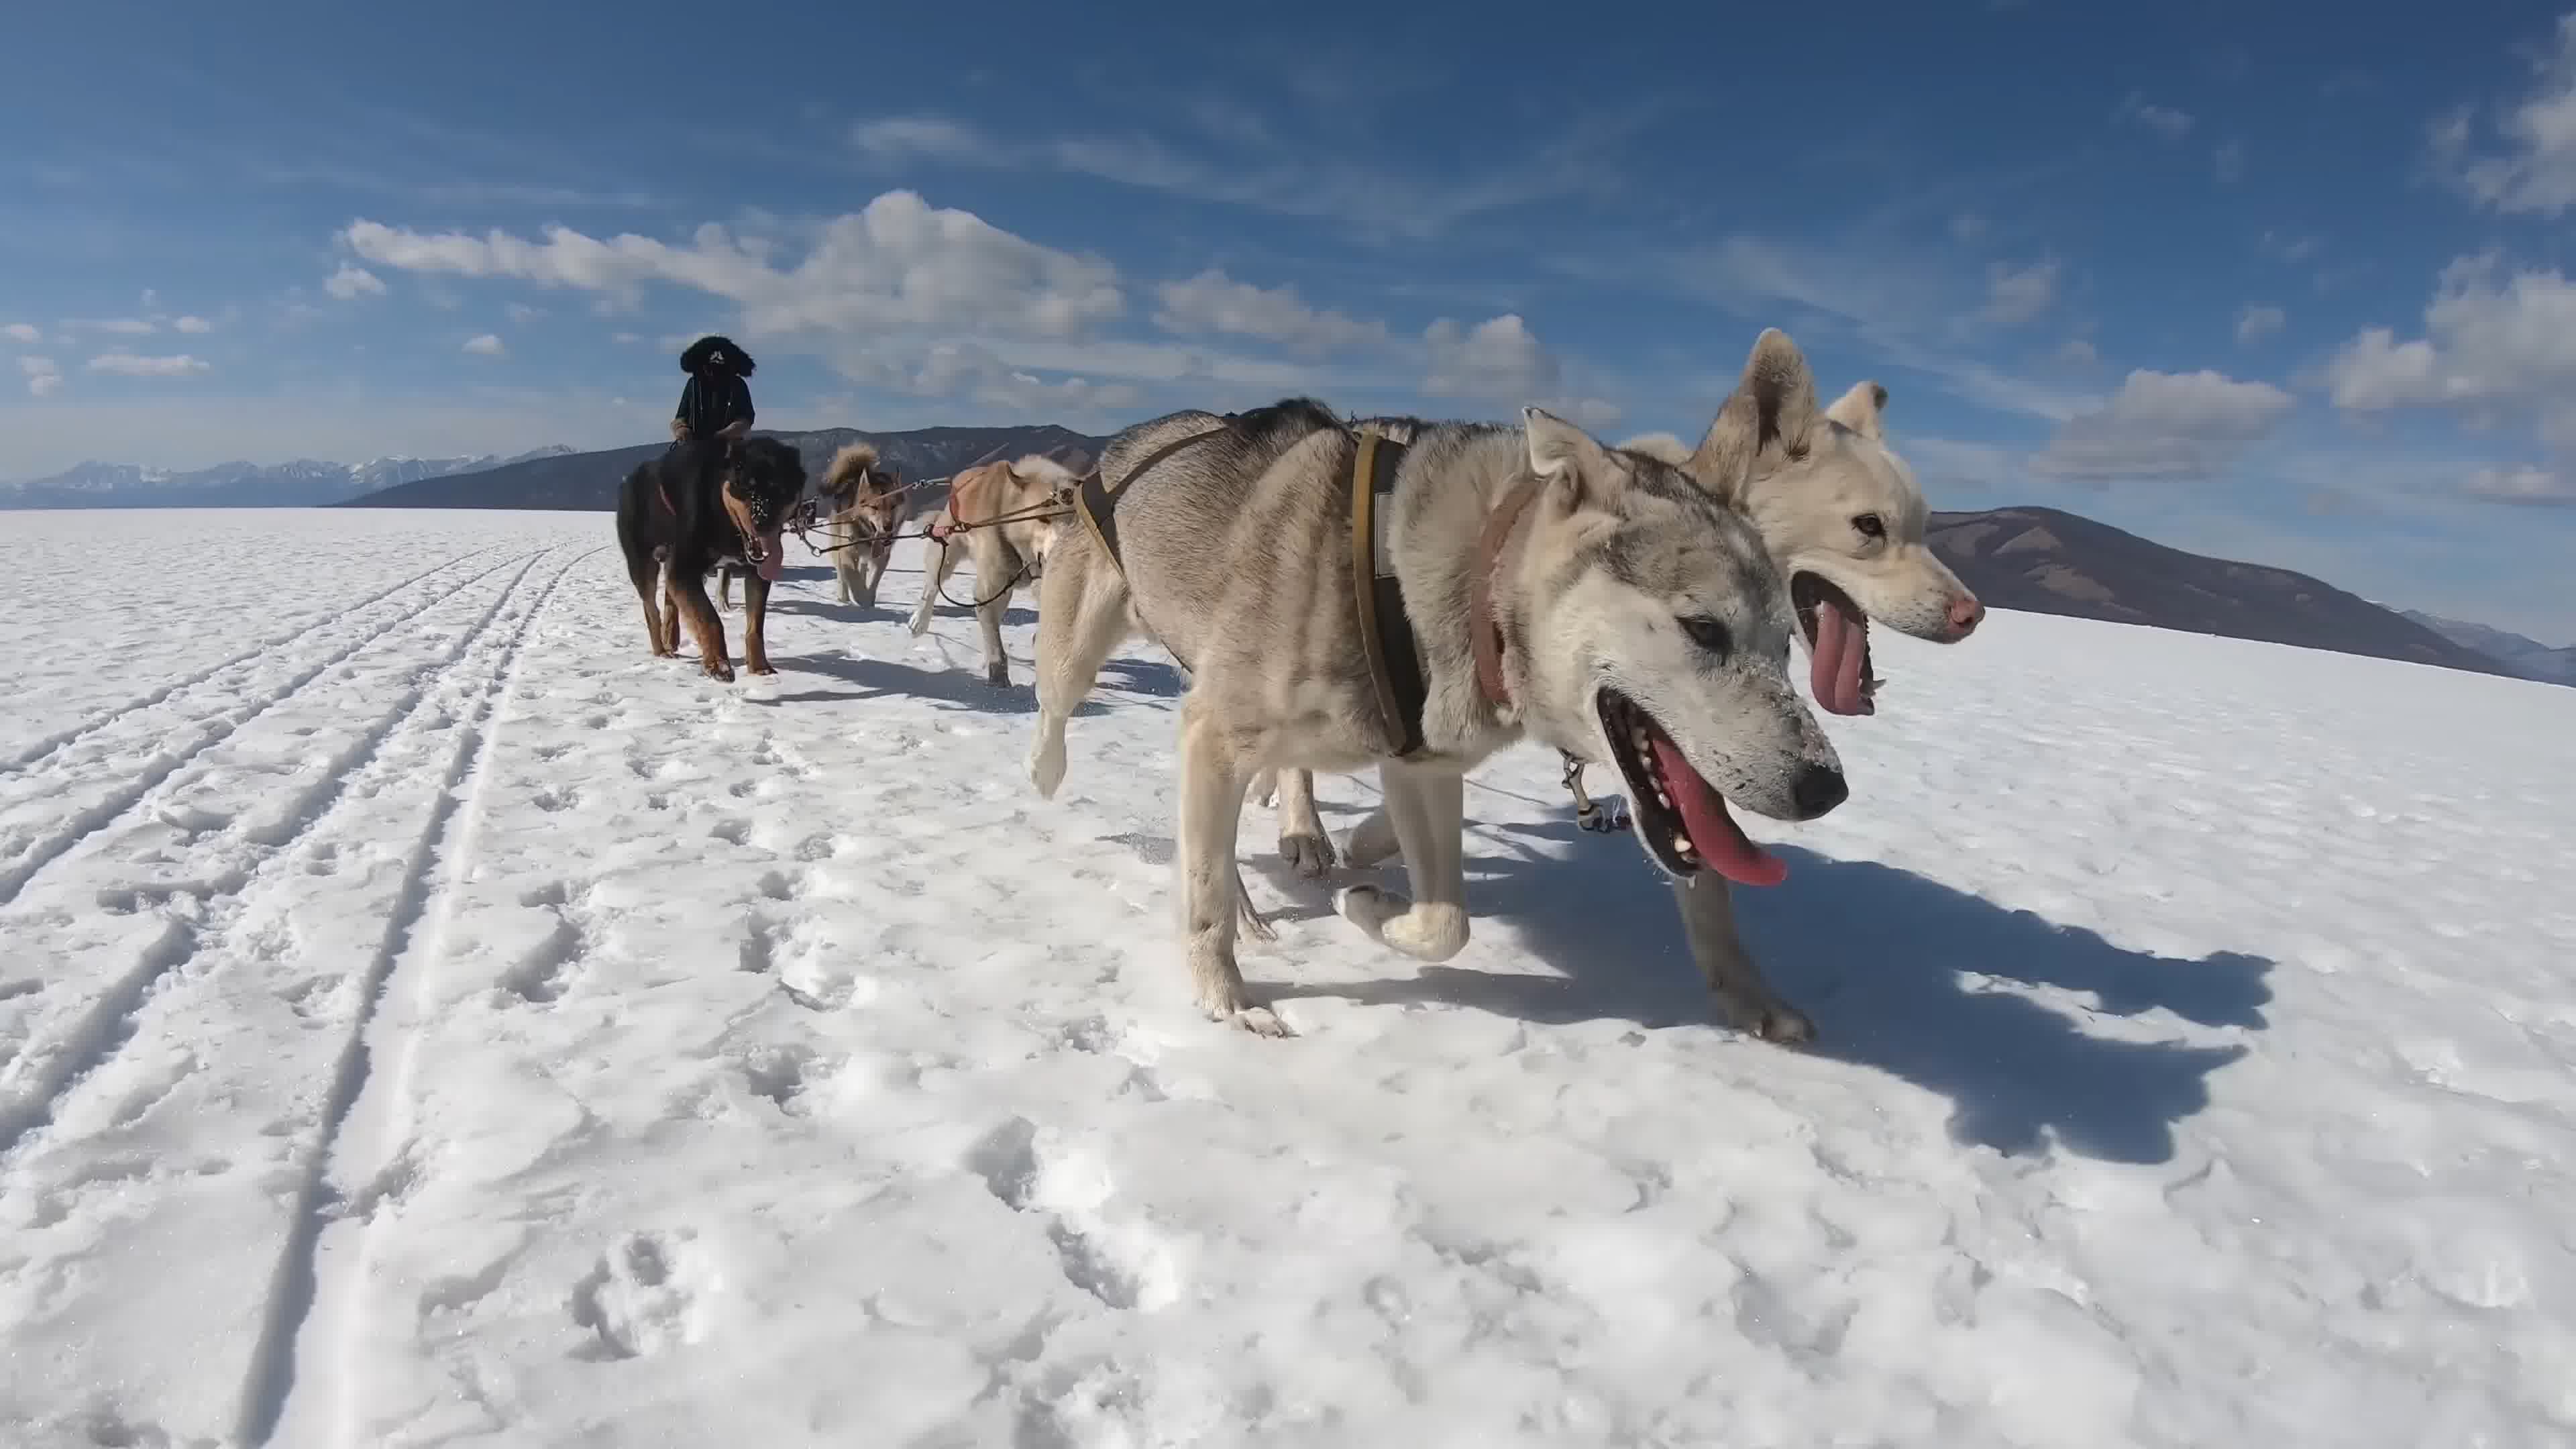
<box><xmin>1</xmin><ymin>506</ymin><xmax>2571</xmax><ymax>1448</ymax></box>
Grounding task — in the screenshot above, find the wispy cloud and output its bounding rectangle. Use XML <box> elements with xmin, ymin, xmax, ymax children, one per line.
<box><xmin>19</xmin><ymin>356</ymin><xmax>63</xmax><ymax>397</ymax></box>
<box><xmin>174</xmin><ymin>315</ymin><xmax>213</xmax><ymax>334</ymax></box>
<box><xmin>2235</xmin><ymin>303</ymin><xmax>2286</xmax><ymax>344</ymax></box>
<box><xmin>325</xmin><ymin>264</ymin><xmax>386</xmax><ymax>301</ymax></box>
<box><xmin>2465</xmin><ymin>464</ymin><xmax>2576</xmax><ymax>507</ymax></box>
<box><xmin>4</xmin><ymin>323</ymin><xmax>40</xmax><ymax>344</ymax></box>
<box><xmin>462</xmin><ymin>333</ymin><xmax>506</xmax><ymax>358</ymax></box>
<box><xmin>2032</xmin><ymin>368</ymin><xmax>2294</xmax><ymax>481</ymax></box>
<box><xmin>1151</xmin><ymin>269</ymin><xmax>1390</xmax><ymax>355</ymax></box>
<box><xmin>2424</xmin><ymin>14</ymin><xmax>2576</xmax><ymax>216</ymax></box>
<box><xmin>87</xmin><ymin>352</ymin><xmax>212</xmax><ymax>378</ymax></box>
<box><xmin>847</xmin><ymin>106</ymin><xmax>1650</xmax><ymax>241</ymax></box>
<box><xmin>2115</xmin><ymin>91</ymin><xmax>2196</xmax><ymax>139</ymax></box>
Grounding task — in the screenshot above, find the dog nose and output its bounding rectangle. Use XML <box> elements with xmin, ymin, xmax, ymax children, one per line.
<box><xmin>1947</xmin><ymin>594</ymin><xmax>1984</xmax><ymax>637</ymax></box>
<box><xmin>1790</xmin><ymin>762</ymin><xmax>1847</xmax><ymax>818</ymax></box>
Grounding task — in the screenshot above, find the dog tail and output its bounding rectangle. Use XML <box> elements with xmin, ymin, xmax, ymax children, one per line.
<box><xmin>824</xmin><ymin>441</ymin><xmax>881</xmax><ymax>496</ymax></box>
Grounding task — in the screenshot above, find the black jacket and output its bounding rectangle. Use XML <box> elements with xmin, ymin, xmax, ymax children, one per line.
<box><xmin>674</xmin><ymin>370</ymin><xmax>755</xmax><ymax>437</ymax></box>
<box><xmin>674</xmin><ymin>334</ymin><xmax>757</xmax><ymax>437</ymax></box>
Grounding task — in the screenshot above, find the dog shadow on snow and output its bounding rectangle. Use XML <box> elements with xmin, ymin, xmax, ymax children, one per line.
<box><xmin>1257</xmin><ymin>814</ymin><xmax>2270</xmax><ymax>1167</ymax></box>
<box><xmin>747</xmin><ymin>651</ymin><xmax>1184</xmax><ymax>716</ymax></box>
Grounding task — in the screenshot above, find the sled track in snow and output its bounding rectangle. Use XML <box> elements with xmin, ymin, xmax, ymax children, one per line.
<box><xmin>0</xmin><ymin>551</ymin><xmax>522</xmax><ymax>910</ymax></box>
<box><xmin>0</xmin><ymin>547</ymin><xmax>495</xmax><ymax>776</ymax></box>
<box><xmin>0</xmin><ymin>548</ymin><xmax>570</xmax><ymax>1166</ymax></box>
<box><xmin>237</xmin><ymin>544</ymin><xmax>600</xmax><ymax>1448</ymax></box>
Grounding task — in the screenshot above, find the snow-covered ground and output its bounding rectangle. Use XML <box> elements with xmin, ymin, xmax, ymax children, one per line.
<box><xmin>1</xmin><ymin>506</ymin><xmax>2571</xmax><ymax>1448</ymax></box>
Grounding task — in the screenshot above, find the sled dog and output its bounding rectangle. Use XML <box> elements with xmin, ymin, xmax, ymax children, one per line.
<box><xmin>811</xmin><ymin>441</ymin><xmax>916</xmax><ymax>608</ymax></box>
<box><xmin>615</xmin><ymin>435</ymin><xmax>809</xmax><ymax>682</ymax></box>
<box><xmin>1279</xmin><ymin>333</ymin><xmax>1989</xmax><ymax>1041</ymax></box>
<box><xmin>1024</xmin><ymin>381</ymin><xmax>1847</xmax><ymax>1036</ymax></box>
<box><xmin>907</xmin><ymin>454</ymin><xmax>1081</xmax><ymax>684</ymax></box>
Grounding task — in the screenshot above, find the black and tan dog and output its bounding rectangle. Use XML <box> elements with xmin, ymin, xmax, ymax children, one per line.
<box><xmin>616</xmin><ymin>435</ymin><xmax>809</xmax><ymax>682</ymax></box>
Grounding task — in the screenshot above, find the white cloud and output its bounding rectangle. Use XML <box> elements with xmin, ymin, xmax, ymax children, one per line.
<box><xmin>2055</xmin><ymin>337</ymin><xmax>2101</xmax><ymax>368</ymax></box>
<box><xmin>1974</xmin><ymin>258</ymin><xmax>2060</xmax><ymax>329</ymax></box>
<box><xmin>1421</xmin><ymin>314</ymin><xmax>1560</xmax><ymax>400</ymax></box>
<box><xmin>837</xmin><ymin>341</ymin><xmax>1144</xmax><ymax>417</ymax></box>
<box><xmin>71</xmin><ymin>317</ymin><xmax>158</xmax><ymax>335</ymax></box>
<box><xmin>4</xmin><ymin>323</ymin><xmax>38</xmax><ymax>344</ymax></box>
<box><xmin>2031</xmin><ymin>367</ymin><xmax>2295</xmax><ymax>481</ymax></box>
<box><xmin>343</xmin><ymin>190</ymin><xmax>1126</xmax><ymax>343</ymax></box>
<box><xmin>503</xmin><ymin>301</ymin><xmax>543</xmax><ymax>325</ymax></box>
<box><xmin>2426</xmin><ymin>14</ymin><xmax>2576</xmax><ymax>215</ymax></box>
<box><xmin>463</xmin><ymin>333</ymin><xmax>507</xmax><ymax>358</ymax></box>
<box><xmin>20</xmin><ymin>356</ymin><xmax>62</xmax><ymax>398</ymax></box>
<box><xmin>2215</xmin><ymin>141</ymin><xmax>2247</xmax><ymax>182</ymax></box>
<box><xmin>2116</xmin><ymin>92</ymin><xmax>2195</xmax><ymax>139</ymax></box>
<box><xmin>2259</xmin><ymin>229</ymin><xmax>2324</xmax><ymax>264</ymax></box>
<box><xmin>2235</xmin><ymin>303</ymin><xmax>2286</xmax><ymax>344</ymax></box>
<box><xmin>1151</xmin><ymin>269</ymin><xmax>1389</xmax><ymax>355</ymax></box>
<box><xmin>611</xmin><ymin>331</ymin><xmax>644</xmax><ymax>345</ymax></box>
<box><xmin>2321</xmin><ymin>254</ymin><xmax>2576</xmax><ymax>425</ymax></box>
<box><xmin>325</xmin><ymin>263</ymin><xmax>388</xmax><ymax>301</ymax></box>
<box><xmin>2464</xmin><ymin>464</ymin><xmax>2576</xmax><ymax>507</ymax></box>
<box><xmin>850</xmin><ymin>116</ymin><xmax>1002</xmax><ymax>164</ymax></box>
<box><xmin>174</xmin><ymin>315</ymin><xmax>213</xmax><ymax>334</ymax></box>
<box><xmin>85</xmin><ymin>352</ymin><xmax>212</xmax><ymax>378</ymax></box>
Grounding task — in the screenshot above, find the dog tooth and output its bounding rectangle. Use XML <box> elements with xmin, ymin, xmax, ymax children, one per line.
<box><xmin>1672</xmin><ymin>833</ymin><xmax>1696</xmax><ymax>858</ymax></box>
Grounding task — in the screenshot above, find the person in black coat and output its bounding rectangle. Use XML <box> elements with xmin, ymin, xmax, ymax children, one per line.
<box><xmin>671</xmin><ymin>335</ymin><xmax>756</xmax><ymax>445</ymax></box>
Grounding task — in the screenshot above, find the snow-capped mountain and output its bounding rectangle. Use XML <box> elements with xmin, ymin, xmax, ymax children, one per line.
<box><xmin>0</xmin><ymin>445</ymin><xmax>578</xmax><ymax>510</ymax></box>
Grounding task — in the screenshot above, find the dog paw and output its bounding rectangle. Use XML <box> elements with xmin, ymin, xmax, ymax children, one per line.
<box><xmin>1279</xmin><ymin>829</ymin><xmax>1337</xmax><ymax>878</ymax></box>
<box><xmin>1233</xmin><ymin>1006</ymin><xmax>1294</xmax><ymax>1038</ymax></box>
<box><xmin>1334</xmin><ymin>883</ymin><xmax>1401</xmax><ymax>935</ymax></box>
<box><xmin>1028</xmin><ymin>739</ymin><xmax>1067</xmax><ymax>800</ymax></box>
<box><xmin>1712</xmin><ymin>987</ymin><xmax>1815</xmax><ymax>1045</ymax></box>
<box><xmin>703</xmin><ymin>660</ymin><xmax>735</xmax><ymax>683</ymax></box>
<box><xmin>985</xmin><ymin>664</ymin><xmax>1010</xmax><ymax>686</ymax></box>
<box><xmin>747</xmin><ymin>661</ymin><xmax>777</xmax><ymax>677</ymax></box>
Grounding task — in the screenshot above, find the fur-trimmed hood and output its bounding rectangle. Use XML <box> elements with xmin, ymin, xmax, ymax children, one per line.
<box><xmin>680</xmin><ymin>335</ymin><xmax>756</xmax><ymax>377</ymax></box>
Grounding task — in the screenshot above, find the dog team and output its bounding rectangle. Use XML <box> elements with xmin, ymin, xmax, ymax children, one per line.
<box><xmin>614</xmin><ymin>327</ymin><xmax>1986</xmax><ymax>1043</ymax></box>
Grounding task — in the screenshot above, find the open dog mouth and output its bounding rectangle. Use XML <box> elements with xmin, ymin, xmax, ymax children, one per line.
<box><xmin>1597</xmin><ymin>689</ymin><xmax>1786</xmax><ymax>887</ymax></box>
<box><xmin>1790</xmin><ymin>572</ymin><xmax>1878</xmax><ymax>717</ymax></box>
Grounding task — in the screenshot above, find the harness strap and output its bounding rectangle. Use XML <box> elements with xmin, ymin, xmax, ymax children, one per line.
<box><xmin>1348</xmin><ymin>426</ymin><xmax>1429</xmax><ymax>759</ymax></box>
<box><xmin>1468</xmin><ymin>474</ymin><xmax>1544</xmax><ymax>708</ymax></box>
<box><xmin>1073</xmin><ymin>425</ymin><xmax>1232</xmax><ymax>584</ymax></box>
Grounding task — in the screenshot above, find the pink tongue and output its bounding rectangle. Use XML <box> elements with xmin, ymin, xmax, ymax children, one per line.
<box><xmin>1647</xmin><ymin>735</ymin><xmax>1786</xmax><ymax>887</ymax></box>
<box><xmin>1809</xmin><ymin>595</ymin><xmax>1871</xmax><ymax>716</ymax></box>
<box><xmin>755</xmin><ymin>531</ymin><xmax>785</xmax><ymax>582</ymax></box>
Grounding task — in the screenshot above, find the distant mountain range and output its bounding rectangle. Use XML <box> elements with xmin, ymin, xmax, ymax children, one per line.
<box><xmin>337</xmin><ymin>425</ymin><xmax>1106</xmax><ymax>511</ymax></box>
<box><xmin>11</xmin><ymin>423</ymin><xmax>2569</xmax><ymax>690</ymax></box>
<box><xmin>0</xmin><ymin>446</ymin><xmax>579</xmax><ymax>510</ymax></box>
<box><xmin>2396</xmin><ymin>610</ymin><xmax>2576</xmax><ymax>687</ymax></box>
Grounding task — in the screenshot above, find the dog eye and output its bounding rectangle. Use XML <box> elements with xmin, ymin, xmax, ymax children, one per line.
<box><xmin>1852</xmin><ymin>513</ymin><xmax>1886</xmax><ymax>540</ymax></box>
<box><xmin>1678</xmin><ymin>614</ymin><xmax>1732</xmax><ymax>656</ymax></box>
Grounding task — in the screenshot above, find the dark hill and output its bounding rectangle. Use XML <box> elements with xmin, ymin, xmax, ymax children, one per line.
<box><xmin>337</xmin><ymin>425</ymin><xmax>1108</xmax><ymax>511</ymax></box>
<box><xmin>1926</xmin><ymin>505</ymin><xmax>2520</xmax><ymax>679</ymax></box>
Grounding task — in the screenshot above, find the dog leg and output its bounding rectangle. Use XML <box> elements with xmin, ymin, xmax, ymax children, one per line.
<box><xmin>1027</xmin><ymin>555</ymin><xmax>1131</xmax><ymax>800</ymax></box>
<box><xmin>1672</xmin><ymin>871</ymin><xmax>1812</xmax><ymax>1044</ymax></box>
<box><xmin>907</xmin><ymin>531</ymin><xmax>955</xmax><ymax>637</ymax></box>
<box><xmin>1274</xmin><ymin>767</ymin><xmax>1336</xmax><ymax>877</ymax></box>
<box><xmin>742</xmin><ymin>572</ymin><xmax>775</xmax><ymax>676</ymax></box>
<box><xmin>835</xmin><ymin>552</ymin><xmax>855</xmax><ymax>604</ymax></box>
<box><xmin>1177</xmin><ymin>700</ymin><xmax>1285</xmax><ymax>1035</ymax></box>
<box><xmin>672</xmin><ymin>574</ymin><xmax>734</xmax><ymax>683</ymax></box>
<box><xmin>1245</xmin><ymin>769</ymin><xmax>1279</xmax><ymax>808</ymax></box>
<box><xmin>630</xmin><ymin>557</ymin><xmax>673</xmax><ymax>657</ymax></box>
<box><xmin>718</xmin><ymin>568</ymin><xmax>735</xmax><ymax>612</ymax></box>
<box><xmin>1334</xmin><ymin>761</ymin><xmax>1468</xmax><ymax>962</ymax></box>
<box><xmin>1343</xmin><ymin>806</ymin><xmax>1400</xmax><ymax>869</ymax></box>
<box><xmin>976</xmin><ymin>539</ymin><xmax>1016</xmax><ymax>686</ymax></box>
<box><xmin>659</xmin><ymin>578</ymin><xmax>682</xmax><ymax>661</ymax></box>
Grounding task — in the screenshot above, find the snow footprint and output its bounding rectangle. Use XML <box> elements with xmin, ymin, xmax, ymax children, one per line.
<box><xmin>568</xmin><ymin>1230</ymin><xmax>713</xmax><ymax>1360</ymax></box>
<box><xmin>964</xmin><ymin>1118</ymin><xmax>1181</xmax><ymax>1312</ymax></box>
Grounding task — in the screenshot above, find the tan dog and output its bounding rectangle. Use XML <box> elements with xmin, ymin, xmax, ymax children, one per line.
<box><xmin>813</xmin><ymin>441</ymin><xmax>915</xmax><ymax>608</ymax></box>
<box><xmin>906</xmin><ymin>453</ymin><xmax>1079</xmax><ymax>685</ymax></box>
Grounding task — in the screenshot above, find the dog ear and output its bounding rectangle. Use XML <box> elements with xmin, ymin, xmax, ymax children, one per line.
<box><xmin>1823</xmin><ymin>379</ymin><xmax>1888</xmax><ymax>441</ymax></box>
<box><xmin>1523</xmin><ymin>407</ymin><xmax>1619</xmax><ymax>500</ymax></box>
<box><xmin>1686</xmin><ymin>328</ymin><xmax>1823</xmax><ymax>499</ymax></box>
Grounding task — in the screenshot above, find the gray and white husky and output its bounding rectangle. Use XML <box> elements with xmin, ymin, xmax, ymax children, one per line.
<box><xmin>1024</xmin><ymin>371</ymin><xmax>1847</xmax><ymax>1036</ymax></box>
<box><xmin>1276</xmin><ymin>330</ymin><xmax>1990</xmax><ymax>1041</ymax></box>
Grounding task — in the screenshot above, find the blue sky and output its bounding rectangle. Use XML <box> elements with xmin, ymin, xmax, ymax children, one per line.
<box><xmin>6</xmin><ymin>1</ymin><xmax>2576</xmax><ymax>639</ymax></box>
